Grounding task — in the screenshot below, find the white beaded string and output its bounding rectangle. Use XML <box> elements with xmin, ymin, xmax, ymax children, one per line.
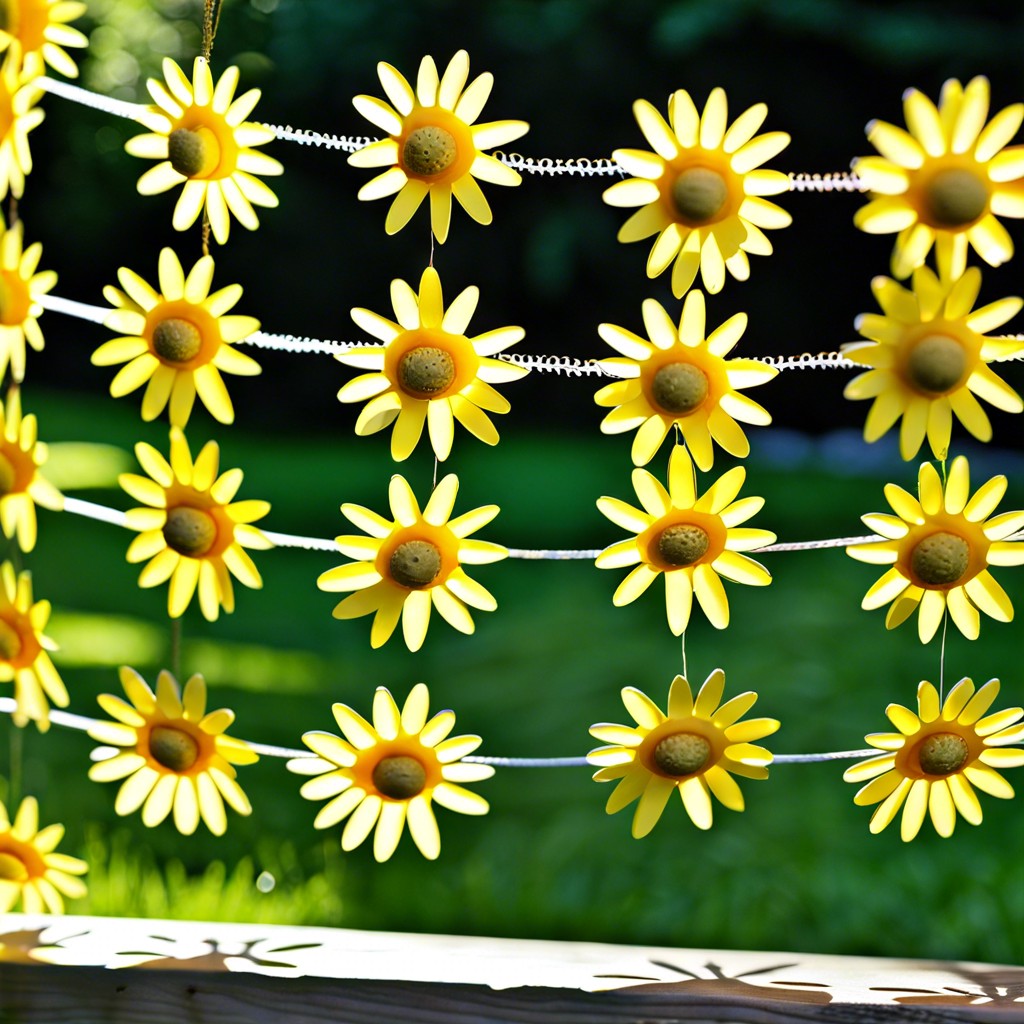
<box><xmin>37</xmin><ymin>76</ymin><xmax>868</xmax><ymax>188</ymax></box>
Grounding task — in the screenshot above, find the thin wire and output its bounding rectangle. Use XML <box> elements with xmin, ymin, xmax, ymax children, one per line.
<box><xmin>681</xmin><ymin>632</ymin><xmax>688</xmax><ymax>680</ymax></box>
<box><xmin>939</xmin><ymin>611</ymin><xmax>949</xmax><ymax>702</ymax></box>
<box><xmin>0</xmin><ymin>699</ymin><xmax>878</xmax><ymax>766</ymax></box>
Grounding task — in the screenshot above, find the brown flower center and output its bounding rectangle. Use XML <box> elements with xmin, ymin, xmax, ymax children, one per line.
<box><xmin>906</xmin><ymin>334</ymin><xmax>967</xmax><ymax>395</ymax></box>
<box><xmin>917</xmin><ymin>732</ymin><xmax>970</xmax><ymax>776</ymax></box>
<box><xmin>163</xmin><ymin>507</ymin><xmax>217</xmax><ymax>557</ymax></box>
<box><xmin>149</xmin><ymin>725</ymin><xmax>200</xmax><ymax>772</ymax></box>
<box><xmin>651</xmin><ymin>362</ymin><xmax>709</xmax><ymax>414</ymax></box>
<box><xmin>398</xmin><ymin>346</ymin><xmax>456</xmax><ymax>397</ymax></box>
<box><xmin>0</xmin><ymin>452</ymin><xmax>15</xmax><ymax>496</ymax></box>
<box><xmin>0</xmin><ymin>619</ymin><xmax>22</xmax><ymax>661</ymax></box>
<box><xmin>657</xmin><ymin>524</ymin><xmax>710</xmax><ymax>567</ymax></box>
<box><xmin>924</xmin><ymin>167</ymin><xmax>989</xmax><ymax>228</ymax></box>
<box><xmin>168</xmin><ymin>126</ymin><xmax>220</xmax><ymax>178</ymax></box>
<box><xmin>653</xmin><ymin>732</ymin><xmax>711</xmax><ymax>776</ymax></box>
<box><xmin>389</xmin><ymin>540</ymin><xmax>442</xmax><ymax>588</ymax></box>
<box><xmin>911</xmin><ymin>531</ymin><xmax>971</xmax><ymax>587</ymax></box>
<box><xmin>403</xmin><ymin>126</ymin><xmax>458</xmax><ymax>177</ymax></box>
<box><xmin>671</xmin><ymin>167</ymin><xmax>728</xmax><ymax>224</ymax></box>
<box><xmin>152</xmin><ymin>318</ymin><xmax>203</xmax><ymax>364</ymax></box>
<box><xmin>372</xmin><ymin>754</ymin><xmax>427</xmax><ymax>799</ymax></box>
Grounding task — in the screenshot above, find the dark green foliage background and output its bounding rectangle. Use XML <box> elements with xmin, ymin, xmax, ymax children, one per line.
<box><xmin>4</xmin><ymin>0</ymin><xmax>1024</xmax><ymax>964</ymax></box>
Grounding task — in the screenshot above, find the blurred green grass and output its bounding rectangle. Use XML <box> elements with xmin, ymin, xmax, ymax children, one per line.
<box><xmin>3</xmin><ymin>385</ymin><xmax>1024</xmax><ymax>964</ymax></box>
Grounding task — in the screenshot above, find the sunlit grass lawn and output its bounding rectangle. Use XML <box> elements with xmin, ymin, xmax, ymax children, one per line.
<box><xmin>5</xmin><ymin>386</ymin><xmax>1024</xmax><ymax>965</ymax></box>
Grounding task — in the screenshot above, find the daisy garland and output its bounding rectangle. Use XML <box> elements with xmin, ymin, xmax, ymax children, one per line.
<box><xmin>0</xmin><ymin>697</ymin><xmax>883</xmax><ymax>767</ymax></box>
<box><xmin>37</xmin><ymin>291</ymin><xmax>1024</xmax><ymax>372</ymax></box>
<box><xmin>32</xmin><ymin>77</ymin><xmax>907</xmax><ymax>189</ymax></box>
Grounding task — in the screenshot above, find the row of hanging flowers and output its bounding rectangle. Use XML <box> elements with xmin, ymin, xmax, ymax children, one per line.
<box><xmin>0</xmin><ymin>0</ymin><xmax>1022</xmax><ymax>929</ymax></box>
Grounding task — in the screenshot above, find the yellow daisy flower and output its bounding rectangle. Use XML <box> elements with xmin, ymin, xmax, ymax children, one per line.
<box><xmin>854</xmin><ymin>76</ymin><xmax>1024</xmax><ymax>280</ymax></box>
<box><xmin>288</xmin><ymin>683</ymin><xmax>493</xmax><ymax>862</ymax></box>
<box><xmin>0</xmin><ymin>560</ymin><xmax>67</xmax><ymax>731</ymax></box>
<box><xmin>126</xmin><ymin>57</ymin><xmax>283</xmax><ymax>245</ymax></box>
<box><xmin>0</xmin><ymin>0</ymin><xmax>88</xmax><ymax>79</ymax></box>
<box><xmin>0</xmin><ymin>388</ymin><xmax>62</xmax><ymax>551</ymax></box>
<box><xmin>120</xmin><ymin>428</ymin><xmax>273</xmax><ymax>622</ymax></box>
<box><xmin>843</xmin><ymin>265</ymin><xmax>1023</xmax><ymax>461</ymax></box>
<box><xmin>338</xmin><ymin>266</ymin><xmax>528</xmax><ymax>462</ymax></box>
<box><xmin>349</xmin><ymin>49</ymin><xmax>528</xmax><ymax>242</ymax></box>
<box><xmin>318</xmin><ymin>472</ymin><xmax>506</xmax><ymax>652</ymax></box>
<box><xmin>596</xmin><ymin>444</ymin><xmax>774</xmax><ymax>634</ymax></box>
<box><xmin>588</xmin><ymin>670</ymin><xmax>778</xmax><ymax>837</ymax></box>
<box><xmin>843</xmin><ymin>678</ymin><xmax>1024</xmax><ymax>841</ymax></box>
<box><xmin>0</xmin><ymin>49</ymin><xmax>44</xmax><ymax>201</ymax></box>
<box><xmin>847</xmin><ymin>455</ymin><xmax>1024</xmax><ymax>643</ymax></box>
<box><xmin>93</xmin><ymin>247</ymin><xmax>261</xmax><ymax>427</ymax></box>
<box><xmin>603</xmin><ymin>87</ymin><xmax>791</xmax><ymax>296</ymax></box>
<box><xmin>0</xmin><ymin>212</ymin><xmax>55</xmax><ymax>383</ymax></box>
<box><xmin>595</xmin><ymin>289</ymin><xmax>776</xmax><ymax>469</ymax></box>
<box><xmin>0</xmin><ymin>796</ymin><xmax>87</xmax><ymax>913</ymax></box>
<box><xmin>88</xmin><ymin>666</ymin><xmax>258</xmax><ymax>836</ymax></box>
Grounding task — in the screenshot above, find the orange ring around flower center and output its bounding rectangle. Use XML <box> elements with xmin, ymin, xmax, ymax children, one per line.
<box><xmin>397</xmin><ymin>106</ymin><xmax>476</xmax><ymax>186</ymax></box>
<box><xmin>897</xmin><ymin>321</ymin><xmax>981</xmax><ymax>398</ymax></box>
<box><xmin>377</xmin><ymin>522</ymin><xmax>459</xmax><ymax>590</ymax></box>
<box><xmin>641</xmin><ymin>347</ymin><xmax>728</xmax><ymax>421</ymax></box>
<box><xmin>637</xmin><ymin>510</ymin><xmax>727</xmax><ymax>572</ymax></box>
<box><xmin>173</xmin><ymin>106</ymin><xmax>241</xmax><ymax>181</ymax></box>
<box><xmin>350</xmin><ymin>737</ymin><xmax>444</xmax><ymax>799</ymax></box>
<box><xmin>909</xmin><ymin>155</ymin><xmax>991</xmax><ymax>231</ymax></box>
<box><xmin>161</xmin><ymin>484</ymin><xmax>237</xmax><ymax>561</ymax></box>
<box><xmin>0</xmin><ymin>610</ymin><xmax>40</xmax><ymax>671</ymax></box>
<box><xmin>658</xmin><ymin>152</ymin><xmax>739</xmax><ymax>228</ymax></box>
<box><xmin>144</xmin><ymin>300</ymin><xmax>221</xmax><ymax>370</ymax></box>
<box><xmin>897</xmin><ymin>518</ymin><xmax>989</xmax><ymax>592</ymax></box>
<box><xmin>0</xmin><ymin>268</ymin><xmax>30</xmax><ymax>326</ymax></box>
<box><xmin>139</xmin><ymin>717</ymin><xmax>215</xmax><ymax>777</ymax></box>
<box><xmin>384</xmin><ymin>327</ymin><xmax>479</xmax><ymax>401</ymax></box>
<box><xmin>894</xmin><ymin>720</ymin><xmax>984</xmax><ymax>781</ymax></box>
<box><xmin>637</xmin><ymin>717</ymin><xmax>725</xmax><ymax>779</ymax></box>
<box><xmin>0</xmin><ymin>835</ymin><xmax>45</xmax><ymax>881</ymax></box>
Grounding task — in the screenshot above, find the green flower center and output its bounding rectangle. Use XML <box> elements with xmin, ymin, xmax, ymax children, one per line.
<box><xmin>149</xmin><ymin>725</ymin><xmax>200</xmax><ymax>772</ymax></box>
<box><xmin>917</xmin><ymin>732</ymin><xmax>970</xmax><ymax>776</ymax></box>
<box><xmin>0</xmin><ymin>452</ymin><xmax>15</xmax><ymax>496</ymax></box>
<box><xmin>372</xmin><ymin>754</ymin><xmax>427</xmax><ymax>799</ymax></box>
<box><xmin>925</xmin><ymin>167</ymin><xmax>989</xmax><ymax>228</ymax></box>
<box><xmin>168</xmin><ymin>126</ymin><xmax>220</xmax><ymax>178</ymax></box>
<box><xmin>671</xmin><ymin>167</ymin><xmax>728</xmax><ymax>224</ymax></box>
<box><xmin>398</xmin><ymin>346</ymin><xmax>455</xmax><ymax>397</ymax></box>
<box><xmin>389</xmin><ymin>540</ymin><xmax>442</xmax><ymax>588</ymax></box>
<box><xmin>657</xmin><ymin>524</ymin><xmax>710</xmax><ymax>567</ymax></box>
<box><xmin>0</xmin><ymin>852</ymin><xmax>29</xmax><ymax>882</ymax></box>
<box><xmin>651</xmin><ymin>362</ymin><xmax>709</xmax><ymax>414</ymax></box>
<box><xmin>906</xmin><ymin>334</ymin><xmax>967</xmax><ymax>394</ymax></box>
<box><xmin>0</xmin><ymin>619</ymin><xmax>22</xmax><ymax>661</ymax></box>
<box><xmin>152</xmin><ymin>318</ymin><xmax>203</xmax><ymax>364</ymax></box>
<box><xmin>911</xmin><ymin>531</ymin><xmax>971</xmax><ymax>587</ymax></box>
<box><xmin>403</xmin><ymin>126</ymin><xmax>458</xmax><ymax>177</ymax></box>
<box><xmin>163</xmin><ymin>507</ymin><xmax>217</xmax><ymax>557</ymax></box>
<box><xmin>653</xmin><ymin>732</ymin><xmax>711</xmax><ymax>776</ymax></box>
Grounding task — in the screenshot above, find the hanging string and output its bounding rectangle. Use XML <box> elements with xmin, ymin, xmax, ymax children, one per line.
<box><xmin>39</xmin><ymin>292</ymin><xmax>1024</xmax><ymax>376</ymax></box>
<box><xmin>0</xmin><ymin>698</ymin><xmax>877</xmax><ymax>766</ymax></box>
<box><xmin>32</xmin><ymin>77</ymin><xmax>873</xmax><ymax>191</ymax></box>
